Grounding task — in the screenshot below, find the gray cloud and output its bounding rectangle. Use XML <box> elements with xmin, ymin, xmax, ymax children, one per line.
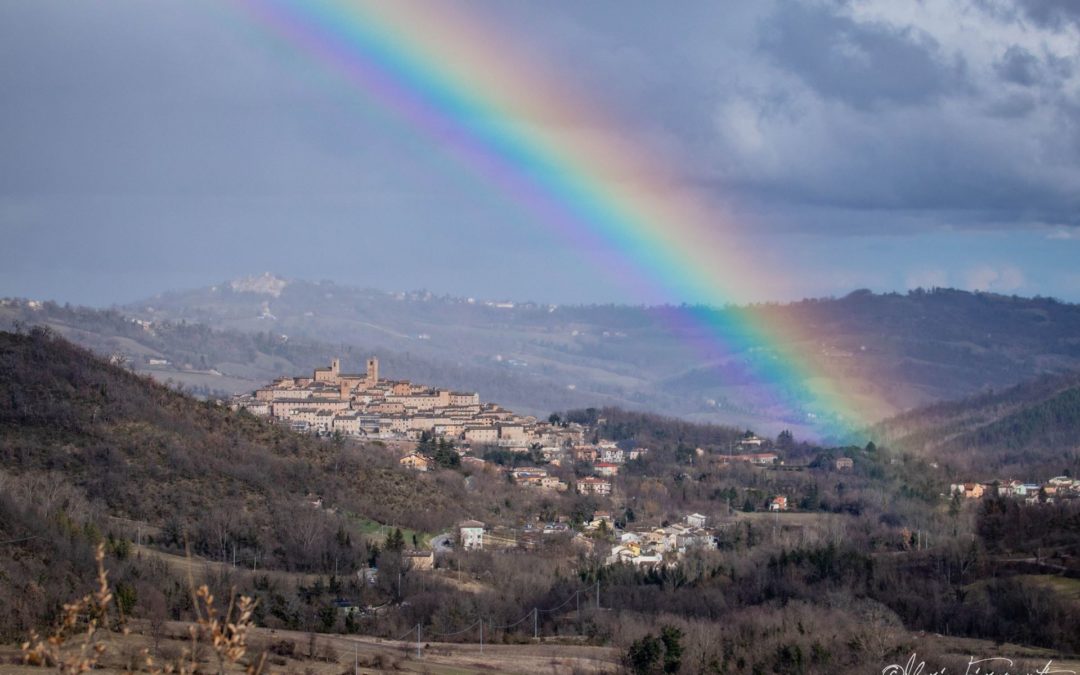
<box><xmin>994</xmin><ymin>44</ymin><xmax>1075</xmax><ymax>90</ymax></box>
<box><xmin>995</xmin><ymin>46</ymin><xmax>1041</xmax><ymax>85</ymax></box>
<box><xmin>2</xmin><ymin>0</ymin><xmax>1080</xmax><ymax>305</ymax></box>
<box><xmin>1012</xmin><ymin>0</ymin><xmax>1080</xmax><ymax>29</ymax></box>
<box><xmin>758</xmin><ymin>1</ymin><xmax>968</xmax><ymax>109</ymax></box>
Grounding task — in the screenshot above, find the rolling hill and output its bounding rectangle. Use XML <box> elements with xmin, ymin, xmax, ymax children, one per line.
<box><xmin>6</xmin><ymin>278</ymin><xmax>1080</xmax><ymax>436</ymax></box>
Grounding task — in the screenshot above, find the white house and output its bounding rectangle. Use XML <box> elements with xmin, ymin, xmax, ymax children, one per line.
<box><xmin>460</xmin><ymin>520</ymin><xmax>485</xmax><ymax>550</ymax></box>
<box><xmin>686</xmin><ymin>513</ymin><xmax>707</xmax><ymax>529</ymax></box>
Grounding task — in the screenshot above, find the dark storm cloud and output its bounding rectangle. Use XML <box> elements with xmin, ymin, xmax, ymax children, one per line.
<box><xmin>758</xmin><ymin>2</ymin><xmax>968</xmax><ymax>109</ymax></box>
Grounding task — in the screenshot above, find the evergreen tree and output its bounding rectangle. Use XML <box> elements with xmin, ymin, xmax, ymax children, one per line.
<box><xmin>386</xmin><ymin>528</ymin><xmax>405</xmax><ymax>553</ymax></box>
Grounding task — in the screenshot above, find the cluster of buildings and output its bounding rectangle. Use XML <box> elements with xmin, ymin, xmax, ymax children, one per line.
<box><xmin>400</xmin><ymin>442</ymin><xmax>633</xmax><ymax>498</ymax></box>
<box><xmin>454</xmin><ymin>511</ymin><xmax>720</xmax><ymax>568</ymax></box>
<box><xmin>950</xmin><ymin>476</ymin><xmax>1080</xmax><ymax>503</ymax></box>
<box><xmin>232</xmin><ymin>358</ymin><xmax>585</xmax><ymax>448</ymax></box>
<box><xmin>606</xmin><ymin>512</ymin><xmax>718</xmax><ymax>566</ymax></box>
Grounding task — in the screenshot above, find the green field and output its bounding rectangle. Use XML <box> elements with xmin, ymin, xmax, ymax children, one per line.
<box><xmin>352</xmin><ymin>515</ymin><xmax>433</xmax><ymax>550</ymax></box>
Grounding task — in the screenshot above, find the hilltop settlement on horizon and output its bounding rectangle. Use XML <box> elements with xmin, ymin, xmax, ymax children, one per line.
<box><xmin>231</xmin><ymin>357</ymin><xmax>586</xmax><ymax>449</ymax></box>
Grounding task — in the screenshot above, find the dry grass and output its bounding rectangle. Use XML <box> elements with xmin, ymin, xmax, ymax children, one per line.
<box><xmin>20</xmin><ymin>544</ymin><xmax>266</xmax><ymax>675</ymax></box>
<box><xmin>10</xmin><ymin>544</ymin><xmax>618</xmax><ymax>674</ymax></box>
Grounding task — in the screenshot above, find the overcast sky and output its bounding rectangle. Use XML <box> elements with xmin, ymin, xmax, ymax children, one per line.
<box><xmin>2</xmin><ymin>0</ymin><xmax>1079</xmax><ymax>306</ymax></box>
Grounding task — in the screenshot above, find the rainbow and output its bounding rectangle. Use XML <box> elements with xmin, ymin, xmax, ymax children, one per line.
<box><xmin>233</xmin><ymin>0</ymin><xmax>880</xmax><ymax>439</ymax></box>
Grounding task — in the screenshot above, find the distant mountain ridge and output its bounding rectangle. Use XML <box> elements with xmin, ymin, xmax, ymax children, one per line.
<box><xmin>125</xmin><ymin>280</ymin><xmax>1080</xmax><ymax>424</ymax></box>
<box><xmin>5</xmin><ymin>281</ymin><xmax>1080</xmax><ymax>434</ymax></box>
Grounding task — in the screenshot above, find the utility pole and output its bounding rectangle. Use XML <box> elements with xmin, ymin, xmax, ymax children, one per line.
<box><xmin>354</xmin><ymin>641</ymin><xmax>358</xmax><ymax>675</ymax></box>
<box><xmin>595</xmin><ymin>579</ymin><xmax>600</xmax><ymax>610</ymax></box>
<box><xmin>533</xmin><ymin>607</ymin><xmax>538</xmax><ymax>639</ymax></box>
<box><xmin>576</xmin><ymin>590</ymin><xmax>580</xmax><ymax>626</ymax></box>
<box><xmin>480</xmin><ymin>619</ymin><xmax>484</xmax><ymax>654</ymax></box>
<box><xmin>416</xmin><ymin>624</ymin><xmax>421</xmax><ymax>659</ymax></box>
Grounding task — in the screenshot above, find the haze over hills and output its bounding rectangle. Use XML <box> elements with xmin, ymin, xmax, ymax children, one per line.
<box><xmin>0</xmin><ymin>297</ymin><xmax>637</xmax><ymax>421</ymax></box>
<box><xmin>874</xmin><ymin>369</ymin><xmax>1080</xmax><ymax>478</ymax></box>
<box><xmin>128</xmin><ymin>276</ymin><xmax>1080</xmax><ymax>426</ymax></box>
<box><xmin>5</xmin><ymin>275</ymin><xmax>1080</xmax><ymax>436</ymax></box>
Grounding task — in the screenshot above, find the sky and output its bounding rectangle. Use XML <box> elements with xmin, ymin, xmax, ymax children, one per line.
<box><xmin>1</xmin><ymin>0</ymin><xmax>1078</xmax><ymax>307</ymax></box>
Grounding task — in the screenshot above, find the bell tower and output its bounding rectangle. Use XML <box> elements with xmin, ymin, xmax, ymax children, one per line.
<box><xmin>366</xmin><ymin>357</ymin><xmax>379</xmax><ymax>384</ymax></box>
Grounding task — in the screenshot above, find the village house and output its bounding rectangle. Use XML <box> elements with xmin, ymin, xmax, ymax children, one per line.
<box><xmin>460</xmin><ymin>520</ymin><xmax>485</xmax><ymax>550</ymax></box>
<box><xmin>594</xmin><ymin>462</ymin><xmax>620</xmax><ymax>477</ymax></box>
<box><xmin>950</xmin><ymin>483</ymin><xmax>985</xmax><ymax>499</ymax></box>
<box><xmin>577</xmin><ymin>476</ymin><xmax>612</xmax><ymax>496</ymax></box>
<box><xmin>402</xmin><ymin>550</ymin><xmax>435</xmax><ymax>571</ymax></box>
<box><xmin>586</xmin><ymin>511</ymin><xmax>614</xmax><ymax>531</ymax></box>
<box><xmin>673</xmin><ymin>526</ymin><xmax>716</xmax><ymax>552</ymax></box>
<box><xmin>572</xmin><ymin>446</ymin><xmax>599</xmax><ymax>463</ymax></box>
<box><xmin>399</xmin><ymin>453</ymin><xmax>433</xmax><ymax>472</ymax></box>
<box><xmin>1018</xmin><ymin>483</ymin><xmax>1041</xmax><ymax>497</ymax></box>
<box><xmin>601</xmin><ymin>447</ymin><xmax>626</xmax><ymax>464</ymax></box>
<box><xmin>332</xmin><ymin>412</ymin><xmax>362</xmax><ymax>435</ymax></box>
<box><xmin>686</xmin><ymin>513</ymin><xmax>707</xmax><ymax>529</ymax></box>
<box><xmin>539</xmin><ymin>476</ymin><xmax>568</xmax><ymax>492</ymax></box>
<box><xmin>835</xmin><ymin>457</ymin><xmax>854</xmax><ymax>471</ymax></box>
<box><xmin>464</xmin><ymin>427</ymin><xmax>499</xmax><ymax>444</ymax></box>
<box><xmin>769</xmin><ymin>496</ymin><xmax>789</xmax><ymax>512</ymax></box>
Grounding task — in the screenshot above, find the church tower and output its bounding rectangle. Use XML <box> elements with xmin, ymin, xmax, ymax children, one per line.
<box><xmin>366</xmin><ymin>357</ymin><xmax>379</xmax><ymax>384</ymax></box>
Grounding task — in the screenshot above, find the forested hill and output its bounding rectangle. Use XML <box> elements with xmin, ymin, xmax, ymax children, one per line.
<box><xmin>872</xmin><ymin>369</ymin><xmax>1080</xmax><ymax>478</ymax></box>
<box><xmin>0</xmin><ymin>328</ymin><xmax>476</xmax><ymax>637</ymax></box>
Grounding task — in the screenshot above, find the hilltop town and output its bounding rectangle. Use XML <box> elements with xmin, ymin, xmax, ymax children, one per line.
<box><xmin>232</xmin><ymin>357</ymin><xmax>584</xmax><ymax>448</ymax></box>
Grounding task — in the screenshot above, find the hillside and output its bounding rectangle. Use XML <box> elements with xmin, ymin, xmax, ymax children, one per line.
<box><xmin>873</xmin><ymin>369</ymin><xmax>1080</xmax><ymax>478</ymax></box>
<box><xmin>0</xmin><ymin>327</ymin><xmax>488</xmax><ymax>639</ymax></box>
<box><xmin>5</xmin><ymin>329</ymin><xmax>1080</xmax><ymax>671</ymax></box>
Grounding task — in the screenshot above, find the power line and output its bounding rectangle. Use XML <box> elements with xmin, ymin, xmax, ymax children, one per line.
<box><xmin>538</xmin><ymin>590</ymin><xmax>580</xmax><ymax>613</ymax></box>
<box><xmin>484</xmin><ymin>610</ymin><xmax>533</xmax><ymax>631</ymax></box>
<box><xmin>425</xmin><ymin>619</ymin><xmax>480</xmax><ymax>638</ymax></box>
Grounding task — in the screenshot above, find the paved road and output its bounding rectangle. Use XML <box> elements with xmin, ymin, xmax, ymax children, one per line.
<box><xmin>431</xmin><ymin>533</ymin><xmax>454</xmax><ymax>553</ymax></box>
